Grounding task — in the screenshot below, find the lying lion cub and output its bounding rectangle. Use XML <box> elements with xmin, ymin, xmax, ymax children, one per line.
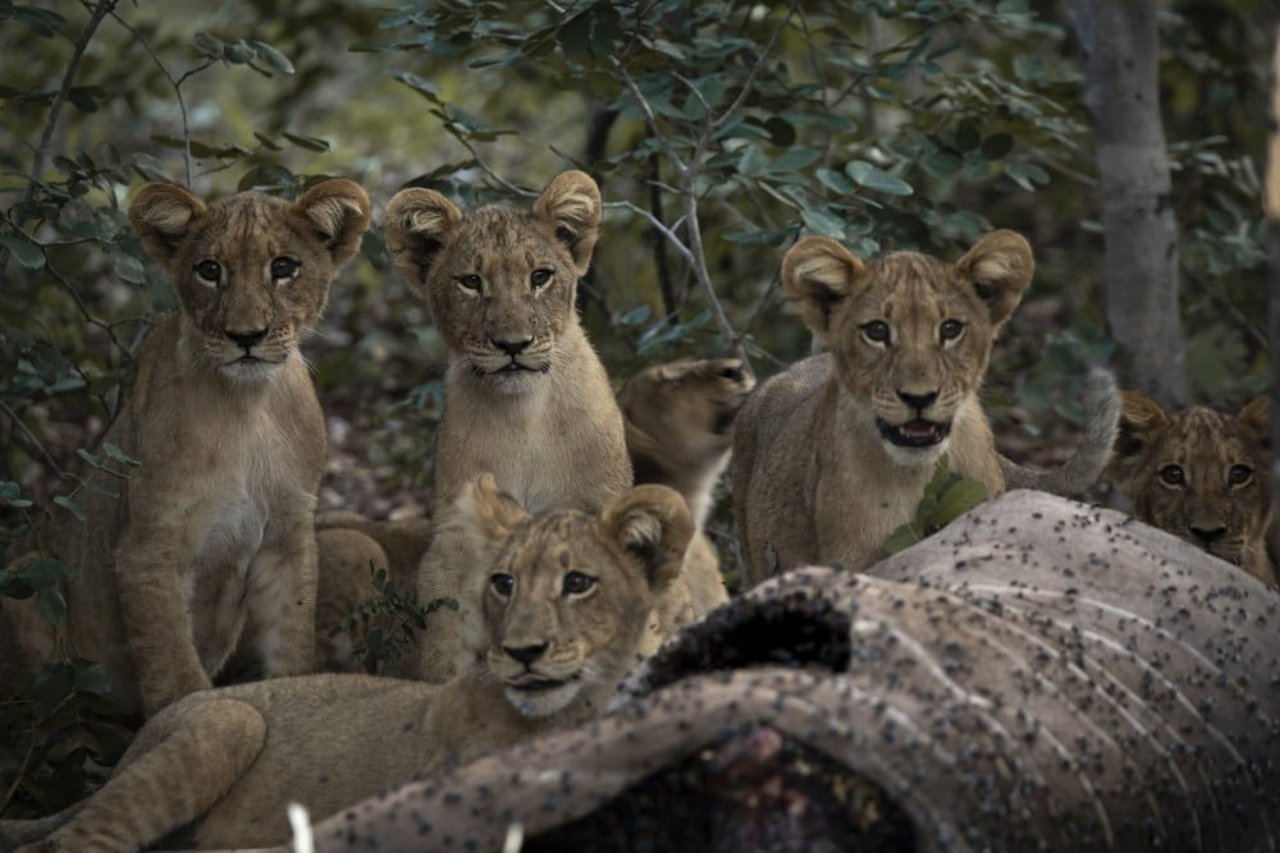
<box><xmin>2</xmin><ymin>475</ymin><xmax>692</xmax><ymax>852</ymax></box>
<box><xmin>1109</xmin><ymin>391</ymin><xmax>1277</xmax><ymax>587</ymax></box>
<box><xmin>733</xmin><ymin>231</ymin><xmax>1101</xmax><ymax>585</ymax></box>
<box><xmin>1</xmin><ymin>180</ymin><xmax>371</xmax><ymax>717</ymax></box>
<box><xmin>384</xmin><ymin>171</ymin><xmax>632</xmax><ymax>682</ymax></box>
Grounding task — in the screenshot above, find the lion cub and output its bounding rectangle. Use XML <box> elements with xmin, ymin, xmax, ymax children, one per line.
<box><xmin>733</xmin><ymin>232</ymin><xmax>1036</xmax><ymax>585</ymax></box>
<box><xmin>384</xmin><ymin>171</ymin><xmax>631</xmax><ymax>681</ymax></box>
<box><xmin>2</xmin><ymin>180</ymin><xmax>371</xmax><ymax>716</ymax></box>
<box><xmin>620</xmin><ymin>357</ymin><xmax>754</xmax><ymax>645</ymax></box>
<box><xmin>1109</xmin><ymin>392</ymin><xmax>1277</xmax><ymax>587</ymax></box>
<box><xmin>3</xmin><ymin>475</ymin><xmax>692</xmax><ymax>852</ymax></box>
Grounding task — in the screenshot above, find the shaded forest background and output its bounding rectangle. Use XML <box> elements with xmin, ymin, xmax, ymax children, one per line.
<box><xmin>0</xmin><ymin>0</ymin><xmax>1273</xmax><ymax>815</ymax></box>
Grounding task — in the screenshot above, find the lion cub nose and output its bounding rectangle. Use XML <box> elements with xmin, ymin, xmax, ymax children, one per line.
<box><xmin>225</xmin><ymin>327</ymin><xmax>268</xmax><ymax>348</ymax></box>
<box><xmin>897</xmin><ymin>390</ymin><xmax>938</xmax><ymax>411</ymax></box>
<box><xmin>491</xmin><ymin>336</ymin><xmax>533</xmax><ymax>356</ymax></box>
<box><xmin>1189</xmin><ymin>525</ymin><xmax>1227</xmax><ymax>546</ymax></box>
<box><xmin>503</xmin><ymin>642</ymin><xmax>548</xmax><ymax>665</ymax></box>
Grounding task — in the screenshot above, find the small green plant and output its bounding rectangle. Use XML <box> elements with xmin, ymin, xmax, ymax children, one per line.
<box><xmin>882</xmin><ymin>458</ymin><xmax>987</xmax><ymax>555</ymax></box>
<box><xmin>332</xmin><ymin>564</ymin><xmax>458</xmax><ymax>675</ymax></box>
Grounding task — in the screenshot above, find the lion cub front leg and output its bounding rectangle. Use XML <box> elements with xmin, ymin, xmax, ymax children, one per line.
<box><xmin>240</xmin><ymin>512</ymin><xmax>318</xmax><ymax>677</ymax></box>
<box><xmin>114</xmin><ymin>528</ymin><xmax>213</xmax><ymax>717</ymax></box>
<box><xmin>29</xmin><ymin>697</ymin><xmax>266</xmax><ymax>853</ymax></box>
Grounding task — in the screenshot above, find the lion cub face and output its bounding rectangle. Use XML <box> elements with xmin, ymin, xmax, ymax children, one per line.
<box><xmin>453</xmin><ymin>474</ymin><xmax>692</xmax><ymax>717</ymax></box>
<box><xmin>782</xmin><ymin>232</ymin><xmax>1033</xmax><ymax>465</ymax></box>
<box><xmin>620</xmin><ymin>358</ymin><xmax>757</xmax><ymax>477</ymax></box>
<box><xmin>1110</xmin><ymin>392</ymin><xmax>1271</xmax><ymax>575</ymax></box>
<box><xmin>384</xmin><ymin>172</ymin><xmax>602</xmax><ymax>395</ymax></box>
<box><xmin>129</xmin><ymin>181</ymin><xmax>371</xmax><ymax>383</ymax></box>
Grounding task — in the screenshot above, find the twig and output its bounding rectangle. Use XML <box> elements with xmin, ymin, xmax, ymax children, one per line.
<box><xmin>42</xmin><ymin>254</ymin><xmax>135</xmax><ymax>361</ymax></box>
<box><xmin>24</xmin><ymin>0</ymin><xmax>118</xmax><ymax>204</ymax></box>
<box><xmin>1</xmin><ymin>399</ymin><xmax>67</xmax><ymax>480</ymax></box>
<box><xmin>107</xmin><ymin>10</ymin><xmax>215</xmax><ymax>188</ymax></box>
<box><xmin>454</xmin><ymin>136</ymin><xmax>538</xmax><ymax>198</ymax></box>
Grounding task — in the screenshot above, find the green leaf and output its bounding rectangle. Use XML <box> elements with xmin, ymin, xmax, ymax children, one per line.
<box><xmin>815</xmin><ymin>167</ymin><xmax>855</xmax><ymax>195</ymax></box>
<box><xmin>737</xmin><ymin>145</ymin><xmax>768</xmax><ymax>176</ymax></box>
<box><xmin>617</xmin><ymin>305</ymin><xmax>651</xmax><ymax>327</ymax></box>
<box><xmin>250</xmin><ymin>40</ymin><xmax>295</xmax><ymax>74</ymax></box>
<box><xmin>1003</xmin><ymin>159</ymin><xmax>1049</xmax><ymax>191</ymax></box>
<box><xmin>72</xmin><ymin>660</ymin><xmax>112</xmax><ymax>695</ymax></box>
<box><xmin>281</xmin><ymin>132</ymin><xmax>330</xmax><ymax>152</ymax></box>
<box><xmin>0</xmin><ymin>233</ymin><xmax>45</xmax><ymax>269</ymax></box>
<box><xmin>52</xmin><ymin>495</ymin><xmax>86</xmax><ymax>522</ymax></box>
<box><xmin>19</xmin><ymin>557</ymin><xmax>67</xmax><ymax>590</ymax></box>
<box><xmin>101</xmin><ymin>442</ymin><xmax>141</xmax><ymax>467</ymax></box>
<box><xmin>224</xmin><ymin>39</ymin><xmax>255</xmax><ymax>64</ymax></box>
<box><xmin>194</xmin><ymin>31</ymin><xmax>224</xmax><ymax>57</ymax></box>
<box><xmin>767</xmin><ymin>147</ymin><xmax>821</xmax><ymax>175</ymax></box>
<box><xmin>800</xmin><ymin>207</ymin><xmax>846</xmax><ymax>239</ymax></box>
<box><xmin>929</xmin><ymin>477</ymin><xmax>988</xmax><ymax>529</ymax></box>
<box><xmin>38</xmin><ymin>587</ymin><xmax>66</xmax><ymax>626</ymax></box>
<box><xmin>883</xmin><ymin>521</ymin><xmax>923</xmax><ymax>555</ymax></box>
<box><xmin>0</xmin><ymin>480</ymin><xmax>32</xmax><ymax>508</ymax></box>
<box><xmin>844</xmin><ymin>161</ymin><xmax>913</xmax><ymax>196</ymax></box>
<box><xmin>11</xmin><ymin>6</ymin><xmax>66</xmax><ymax>37</ymax></box>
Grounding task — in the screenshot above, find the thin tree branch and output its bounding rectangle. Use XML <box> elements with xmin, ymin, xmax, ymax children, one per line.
<box><xmin>1</xmin><ymin>400</ymin><xmax>67</xmax><ymax>480</ymax></box>
<box><xmin>24</xmin><ymin>0</ymin><xmax>118</xmax><ymax>204</ymax></box>
<box><xmin>107</xmin><ymin>10</ymin><xmax>215</xmax><ymax>188</ymax></box>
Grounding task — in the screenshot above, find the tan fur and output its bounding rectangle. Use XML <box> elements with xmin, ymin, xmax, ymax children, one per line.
<box><xmin>6</xmin><ymin>476</ymin><xmax>691</xmax><ymax>852</ymax></box>
<box><xmin>619</xmin><ymin>357</ymin><xmax>755</xmax><ymax>650</ymax></box>
<box><xmin>732</xmin><ymin>232</ymin><xmax>1035</xmax><ymax>586</ymax></box>
<box><xmin>314</xmin><ymin>516</ymin><xmax>433</xmax><ymax>671</ymax></box>
<box><xmin>384</xmin><ymin>172</ymin><xmax>631</xmax><ymax>682</ymax></box>
<box><xmin>1109</xmin><ymin>392</ymin><xmax>1277</xmax><ymax>587</ymax></box>
<box><xmin>1</xmin><ymin>181</ymin><xmax>370</xmax><ymax>717</ymax></box>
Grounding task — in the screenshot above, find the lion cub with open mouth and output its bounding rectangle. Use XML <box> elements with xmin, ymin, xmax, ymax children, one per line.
<box><xmin>2</xmin><ymin>475</ymin><xmax>692</xmax><ymax>853</ymax></box>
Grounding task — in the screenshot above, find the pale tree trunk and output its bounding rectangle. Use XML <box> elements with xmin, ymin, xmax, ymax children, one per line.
<box><xmin>1068</xmin><ymin>0</ymin><xmax>1188</xmax><ymax>407</ymax></box>
<box><xmin>1266</xmin><ymin>27</ymin><xmax>1280</xmax><ymax>560</ymax></box>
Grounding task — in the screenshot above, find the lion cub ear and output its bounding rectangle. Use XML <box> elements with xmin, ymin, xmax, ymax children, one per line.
<box><xmin>534</xmin><ymin>170</ymin><xmax>602</xmax><ymax>277</ymax></box>
<box><xmin>292</xmin><ymin>179</ymin><xmax>372</xmax><ymax>267</ymax></box>
<box><xmin>955</xmin><ymin>229</ymin><xmax>1034</xmax><ymax>329</ymax></box>
<box><xmin>1237</xmin><ymin>395</ymin><xmax>1270</xmax><ymax>452</ymax></box>
<box><xmin>781</xmin><ymin>237</ymin><xmax>867</xmax><ymax>340</ymax></box>
<box><xmin>384</xmin><ymin>188</ymin><xmax>466</xmax><ymax>298</ymax></box>
<box><xmin>1108</xmin><ymin>390</ymin><xmax>1169</xmax><ymax>491</ymax></box>
<box><xmin>129</xmin><ymin>183</ymin><xmax>209</xmax><ymax>266</ymax></box>
<box><xmin>600</xmin><ymin>485</ymin><xmax>693</xmax><ymax>593</ymax></box>
<box><xmin>447</xmin><ymin>473</ymin><xmax>531</xmax><ymax>559</ymax></box>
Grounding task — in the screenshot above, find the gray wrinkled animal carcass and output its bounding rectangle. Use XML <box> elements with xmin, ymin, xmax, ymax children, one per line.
<box><xmin>307</xmin><ymin>491</ymin><xmax>1280</xmax><ymax>852</ymax></box>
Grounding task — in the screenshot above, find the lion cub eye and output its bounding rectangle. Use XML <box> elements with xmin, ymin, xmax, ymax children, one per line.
<box><xmin>490</xmin><ymin>573</ymin><xmax>515</xmax><ymax>597</ymax></box>
<box><xmin>939</xmin><ymin>319</ymin><xmax>965</xmax><ymax>342</ymax></box>
<box><xmin>1227</xmin><ymin>464</ymin><xmax>1253</xmax><ymax>487</ymax></box>
<box><xmin>562</xmin><ymin>571</ymin><xmax>596</xmax><ymax>596</ymax></box>
<box><xmin>1158</xmin><ymin>465</ymin><xmax>1185</xmax><ymax>487</ymax></box>
<box><xmin>270</xmin><ymin>257</ymin><xmax>300</xmax><ymax>281</ymax></box>
<box><xmin>195</xmin><ymin>260</ymin><xmax>221</xmax><ymax>284</ymax></box>
<box><xmin>529</xmin><ymin>268</ymin><xmax>553</xmax><ymax>290</ymax></box>
<box><xmin>456</xmin><ymin>274</ymin><xmax>483</xmax><ymax>294</ymax></box>
<box><xmin>860</xmin><ymin>321</ymin><xmax>891</xmax><ymax>345</ymax></box>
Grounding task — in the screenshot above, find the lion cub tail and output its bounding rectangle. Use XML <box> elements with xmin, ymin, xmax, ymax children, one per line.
<box><xmin>999</xmin><ymin>367</ymin><xmax>1120</xmax><ymax>497</ymax></box>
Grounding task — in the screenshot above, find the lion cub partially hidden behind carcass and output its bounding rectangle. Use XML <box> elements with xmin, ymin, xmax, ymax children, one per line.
<box><xmin>732</xmin><ymin>232</ymin><xmax>1116</xmax><ymax>587</ymax></box>
<box><xmin>1</xmin><ymin>475</ymin><xmax>693</xmax><ymax>853</ymax></box>
<box><xmin>1</xmin><ymin>180</ymin><xmax>371</xmax><ymax>717</ymax></box>
<box><xmin>383</xmin><ymin>171</ymin><xmax>632</xmax><ymax>681</ymax></box>
<box><xmin>1109</xmin><ymin>391</ymin><xmax>1277</xmax><ymax>587</ymax></box>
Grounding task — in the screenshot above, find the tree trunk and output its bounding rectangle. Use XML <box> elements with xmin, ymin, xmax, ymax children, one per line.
<box><xmin>307</xmin><ymin>492</ymin><xmax>1280</xmax><ymax>852</ymax></box>
<box><xmin>1068</xmin><ymin>0</ymin><xmax>1188</xmax><ymax>407</ymax></box>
